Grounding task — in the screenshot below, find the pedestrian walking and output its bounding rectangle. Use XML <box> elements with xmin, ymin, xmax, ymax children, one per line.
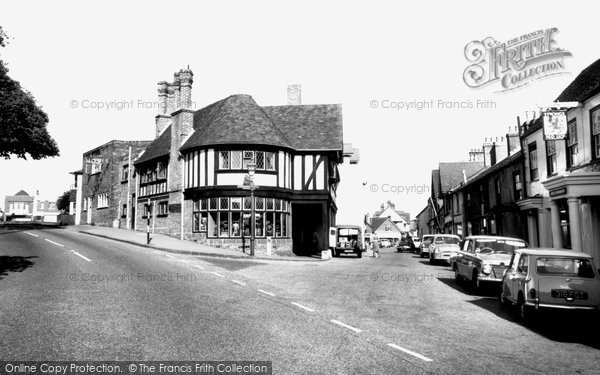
<box><xmin>372</xmin><ymin>236</ymin><xmax>381</xmax><ymax>258</ymax></box>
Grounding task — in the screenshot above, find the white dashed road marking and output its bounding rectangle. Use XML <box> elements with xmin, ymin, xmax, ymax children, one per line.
<box><xmin>258</xmin><ymin>289</ymin><xmax>275</xmax><ymax>297</ymax></box>
<box><xmin>24</xmin><ymin>232</ymin><xmax>39</xmax><ymax>237</ymax></box>
<box><xmin>211</xmin><ymin>272</ymin><xmax>225</xmax><ymax>278</ymax></box>
<box><xmin>71</xmin><ymin>250</ymin><xmax>92</xmax><ymax>262</ymax></box>
<box><xmin>291</xmin><ymin>302</ymin><xmax>315</xmax><ymax>312</ymax></box>
<box><xmin>330</xmin><ymin>319</ymin><xmax>362</xmax><ymax>333</ymax></box>
<box><xmin>44</xmin><ymin>239</ymin><xmax>64</xmax><ymax>247</ymax></box>
<box><xmin>387</xmin><ymin>343</ymin><xmax>432</xmax><ymax>362</ymax></box>
<box><xmin>231</xmin><ymin>279</ymin><xmax>246</xmax><ymax>286</ymax></box>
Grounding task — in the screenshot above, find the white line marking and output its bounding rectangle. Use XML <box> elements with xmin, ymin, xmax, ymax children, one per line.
<box><xmin>71</xmin><ymin>250</ymin><xmax>92</xmax><ymax>262</ymax></box>
<box><xmin>257</xmin><ymin>289</ymin><xmax>275</xmax><ymax>297</ymax></box>
<box><xmin>231</xmin><ymin>279</ymin><xmax>247</xmax><ymax>286</ymax></box>
<box><xmin>165</xmin><ymin>254</ymin><xmax>175</xmax><ymax>259</ymax></box>
<box><xmin>211</xmin><ymin>271</ymin><xmax>225</xmax><ymax>278</ymax></box>
<box><xmin>330</xmin><ymin>319</ymin><xmax>362</xmax><ymax>333</ymax></box>
<box><xmin>291</xmin><ymin>302</ymin><xmax>315</xmax><ymax>312</ymax></box>
<box><xmin>44</xmin><ymin>239</ymin><xmax>64</xmax><ymax>247</ymax></box>
<box><xmin>193</xmin><ymin>265</ymin><xmax>205</xmax><ymax>270</ymax></box>
<box><xmin>387</xmin><ymin>343</ymin><xmax>432</xmax><ymax>362</ymax></box>
<box><xmin>24</xmin><ymin>232</ymin><xmax>39</xmax><ymax>237</ymax></box>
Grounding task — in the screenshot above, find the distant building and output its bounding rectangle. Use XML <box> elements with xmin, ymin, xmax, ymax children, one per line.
<box><xmin>4</xmin><ymin>190</ymin><xmax>33</xmax><ymax>220</ymax></box>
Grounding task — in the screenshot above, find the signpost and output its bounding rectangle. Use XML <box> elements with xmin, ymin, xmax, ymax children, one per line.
<box><xmin>239</xmin><ymin>161</ymin><xmax>258</xmax><ymax>256</ymax></box>
<box><xmin>146</xmin><ymin>198</ymin><xmax>152</xmax><ymax>245</ymax></box>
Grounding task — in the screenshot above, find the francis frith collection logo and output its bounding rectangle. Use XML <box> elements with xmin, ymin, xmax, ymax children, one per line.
<box><xmin>463</xmin><ymin>28</ymin><xmax>572</xmax><ymax>92</ymax></box>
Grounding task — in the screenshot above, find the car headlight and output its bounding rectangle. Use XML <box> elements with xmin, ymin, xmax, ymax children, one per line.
<box><xmin>482</xmin><ymin>263</ymin><xmax>492</xmax><ymax>275</ymax></box>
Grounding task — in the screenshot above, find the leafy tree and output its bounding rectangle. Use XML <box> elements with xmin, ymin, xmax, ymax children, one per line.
<box><xmin>56</xmin><ymin>190</ymin><xmax>71</xmax><ymax>214</ymax></box>
<box><xmin>0</xmin><ymin>26</ymin><xmax>59</xmax><ymax>160</ymax></box>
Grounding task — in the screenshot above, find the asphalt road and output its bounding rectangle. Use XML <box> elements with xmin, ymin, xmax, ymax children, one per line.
<box><xmin>1</xmin><ymin>227</ymin><xmax>600</xmax><ymax>374</ymax></box>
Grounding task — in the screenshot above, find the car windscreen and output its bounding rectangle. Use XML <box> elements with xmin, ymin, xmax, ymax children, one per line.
<box><xmin>434</xmin><ymin>236</ymin><xmax>460</xmax><ymax>245</ymax></box>
<box><xmin>536</xmin><ymin>257</ymin><xmax>596</xmax><ymax>278</ymax></box>
<box><xmin>474</xmin><ymin>239</ymin><xmax>526</xmax><ymax>254</ymax></box>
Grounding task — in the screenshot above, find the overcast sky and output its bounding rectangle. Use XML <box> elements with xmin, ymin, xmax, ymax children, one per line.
<box><xmin>0</xmin><ymin>0</ymin><xmax>598</xmax><ymax>224</ymax></box>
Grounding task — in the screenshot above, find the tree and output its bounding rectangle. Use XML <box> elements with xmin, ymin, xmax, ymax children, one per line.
<box><xmin>0</xmin><ymin>25</ymin><xmax>59</xmax><ymax>160</ymax></box>
<box><xmin>56</xmin><ymin>190</ymin><xmax>71</xmax><ymax>214</ymax></box>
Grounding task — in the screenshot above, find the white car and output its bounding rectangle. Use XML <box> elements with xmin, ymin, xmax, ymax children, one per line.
<box><xmin>379</xmin><ymin>239</ymin><xmax>392</xmax><ymax>248</ymax></box>
<box><xmin>429</xmin><ymin>234</ymin><xmax>461</xmax><ymax>265</ymax></box>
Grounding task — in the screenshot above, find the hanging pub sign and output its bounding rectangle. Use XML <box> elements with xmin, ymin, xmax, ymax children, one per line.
<box><xmin>543</xmin><ymin>110</ymin><xmax>567</xmax><ymax>140</ymax></box>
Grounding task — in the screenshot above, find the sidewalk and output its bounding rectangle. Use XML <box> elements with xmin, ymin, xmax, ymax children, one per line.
<box><xmin>71</xmin><ymin>225</ymin><xmax>326</xmax><ymax>262</ymax></box>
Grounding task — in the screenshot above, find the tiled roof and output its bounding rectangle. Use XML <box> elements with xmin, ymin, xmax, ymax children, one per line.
<box><xmin>262</xmin><ymin>104</ymin><xmax>343</xmax><ymax>151</ymax></box>
<box><xmin>438</xmin><ymin>162</ymin><xmax>485</xmax><ymax>194</ymax></box>
<box><xmin>370</xmin><ymin>217</ymin><xmax>398</xmax><ymax>232</ymax></box>
<box><xmin>134</xmin><ymin>125</ymin><xmax>171</xmax><ymax>165</ymax></box>
<box><xmin>181</xmin><ymin>95</ymin><xmax>294</xmax><ymax>151</ymax></box>
<box><xmin>556</xmin><ymin>58</ymin><xmax>600</xmax><ymax>103</ymax></box>
<box><xmin>14</xmin><ymin>190</ymin><xmax>29</xmax><ymax>196</ymax></box>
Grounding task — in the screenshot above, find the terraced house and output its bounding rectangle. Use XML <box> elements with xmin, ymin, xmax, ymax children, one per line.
<box><xmin>124</xmin><ymin>68</ymin><xmax>353</xmax><ymax>256</ymax></box>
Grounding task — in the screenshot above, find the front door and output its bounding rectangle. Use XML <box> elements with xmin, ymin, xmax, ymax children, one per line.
<box><xmin>291</xmin><ymin>202</ymin><xmax>324</xmax><ymax>256</ymax></box>
<box><xmin>86</xmin><ymin>198</ymin><xmax>92</xmax><ymax>224</ymax></box>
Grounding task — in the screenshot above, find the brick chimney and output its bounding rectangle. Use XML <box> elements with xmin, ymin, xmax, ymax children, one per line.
<box><xmin>506</xmin><ymin>125</ymin><xmax>520</xmax><ymax>156</ymax></box>
<box><xmin>468</xmin><ymin>148</ymin><xmax>484</xmax><ymax>162</ymax></box>
<box><xmin>155</xmin><ymin>81</ymin><xmax>170</xmax><ymax>138</ymax></box>
<box><xmin>491</xmin><ymin>136</ymin><xmax>507</xmax><ymax>166</ymax></box>
<box><xmin>287</xmin><ymin>84</ymin><xmax>301</xmax><ymax>105</ymax></box>
<box><xmin>179</xmin><ymin>68</ymin><xmax>193</xmax><ymax>109</ymax></box>
<box><xmin>482</xmin><ymin>137</ymin><xmax>494</xmax><ymax>167</ymax></box>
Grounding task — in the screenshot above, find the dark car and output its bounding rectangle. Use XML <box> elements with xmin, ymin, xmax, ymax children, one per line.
<box><xmin>396</xmin><ymin>234</ymin><xmax>414</xmax><ymax>253</ymax></box>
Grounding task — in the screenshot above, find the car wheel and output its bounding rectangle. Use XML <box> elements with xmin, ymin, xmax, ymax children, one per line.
<box><xmin>419</xmin><ymin>252</ymin><xmax>424</xmax><ymax>258</ymax></box>
<box><xmin>357</xmin><ymin>249</ymin><xmax>362</xmax><ymax>258</ymax></box>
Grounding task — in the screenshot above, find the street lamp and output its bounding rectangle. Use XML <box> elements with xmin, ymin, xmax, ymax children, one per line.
<box><xmin>239</xmin><ymin>162</ymin><xmax>257</xmax><ymax>256</ymax></box>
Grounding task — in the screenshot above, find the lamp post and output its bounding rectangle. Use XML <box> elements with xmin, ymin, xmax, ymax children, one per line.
<box><xmin>239</xmin><ymin>161</ymin><xmax>258</xmax><ymax>256</ymax></box>
<box><xmin>247</xmin><ymin>162</ymin><xmax>256</xmax><ymax>256</ymax></box>
<box><xmin>146</xmin><ymin>198</ymin><xmax>152</xmax><ymax>244</ymax></box>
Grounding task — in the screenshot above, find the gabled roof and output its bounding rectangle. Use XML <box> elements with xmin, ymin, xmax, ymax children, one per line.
<box><xmin>14</xmin><ymin>190</ymin><xmax>29</xmax><ymax>196</ymax></box>
<box><xmin>438</xmin><ymin>162</ymin><xmax>485</xmax><ymax>194</ymax></box>
<box><xmin>370</xmin><ymin>217</ymin><xmax>400</xmax><ymax>232</ymax></box>
<box><xmin>262</xmin><ymin>104</ymin><xmax>343</xmax><ymax>151</ymax></box>
<box><xmin>134</xmin><ymin>125</ymin><xmax>171</xmax><ymax>165</ymax></box>
<box><xmin>181</xmin><ymin>95</ymin><xmax>294</xmax><ymax>151</ymax></box>
<box><xmin>556</xmin><ymin>58</ymin><xmax>600</xmax><ymax>103</ymax></box>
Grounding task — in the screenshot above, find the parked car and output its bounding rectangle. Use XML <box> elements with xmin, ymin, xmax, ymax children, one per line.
<box><xmin>379</xmin><ymin>239</ymin><xmax>392</xmax><ymax>248</ymax></box>
<box><xmin>429</xmin><ymin>234</ymin><xmax>461</xmax><ymax>264</ymax></box>
<box><xmin>454</xmin><ymin>235</ymin><xmax>528</xmax><ymax>290</ymax></box>
<box><xmin>396</xmin><ymin>233</ymin><xmax>413</xmax><ymax>252</ymax></box>
<box><xmin>499</xmin><ymin>248</ymin><xmax>600</xmax><ymax>322</ymax></box>
<box><xmin>420</xmin><ymin>235</ymin><xmax>434</xmax><ymax>258</ymax></box>
<box><xmin>412</xmin><ymin>237</ymin><xmax>421</xmax><ymax>251</ymax></box>
<box><xmin>329</xmin><ymin>225</ymin><xmax>364</xmax><ymax>258</ymax></box>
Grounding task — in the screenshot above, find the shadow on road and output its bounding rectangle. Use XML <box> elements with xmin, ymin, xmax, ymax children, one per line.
<box><xmin>437</xmin><ymin>277</ymin><xmax>498</xmax><ymax>297</ymax></box>
<box><xmin>0</xmin><ymin>255</ymin><xmax>38</xmax><ymax>280</ymax></box>
<box><xmin>469</xmin><ymin>297</ymin><xmax>600</xmax><ymax>349</ymax></box>
<box><xmin>200</xmin><ymin>257</ymin><xmax>267</xmax><ymax>271</ymax></box>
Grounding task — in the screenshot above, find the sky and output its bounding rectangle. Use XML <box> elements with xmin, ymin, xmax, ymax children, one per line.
<box><xmin>0</xmin><ymin>0</ymin><xmax>598</xmax><ymax>224</ymax></box>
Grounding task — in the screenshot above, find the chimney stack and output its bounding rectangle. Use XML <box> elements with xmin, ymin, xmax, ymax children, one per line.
<box><xmin>179</xmin><ymin>68</ymin><xmax>193</xmax><ymax>109</ymax></box>
<box><xmin>287</xmin><ymin>84</ymin><xmax>302</xmax><ymax>105</ymax></box>
<box><xmin>155</xmin><ymin>81</ymin><xmax>170</xmax><ymax>138</ymax></box>
<box><xmin>173</xmin><ymin>72</ymin><xmax>181</xmax><ymax>110</ymax></box>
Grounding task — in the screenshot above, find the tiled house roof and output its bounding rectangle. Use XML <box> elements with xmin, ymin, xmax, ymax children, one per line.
<box><xmin>134</xmin><ymin>125</ymin><xmax>172</xmax><ymax>165</ymax></box>
<box><xmin>262</xmin><ymin>104</ymin><xmax>343</xmax><ymax>151</ymax></box>
<box><xmin>438</xmin><ymin>162</ymin><xmax>485</xmax><ymax>194</ymax></box>
<box><xmin>370</xmin><ymin>217</ymin><xmax>400</xmax><ymax>232</ymax></box>
<box><xmin>181</xmin><ymin>95</ymin><xmax>294</xmax><ymax>151</ymax></box>
<box><xmin>556</xmin><ymin>58</ymin><xmax>600</xmax><ymax>103</ymax></box>
<box><xmin>14</xmin><ymin>190</ymin><xmax>29</xmax><ymax>196</ymax></box>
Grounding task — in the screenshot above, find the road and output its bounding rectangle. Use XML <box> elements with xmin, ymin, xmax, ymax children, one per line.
<box><xmin>1</xmin><ymin>226</ymin><xmax>599</xmax><ymax>374</ymax></box>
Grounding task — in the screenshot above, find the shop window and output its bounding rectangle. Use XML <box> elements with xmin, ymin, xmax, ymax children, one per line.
<box><xmin>208</xmin><ymin>212</ymin><xmax>218</xmax><ymax>237</ymax></box>
<box><xmin>255</xmin><ymin>212</ymin><xmax>264</xmax><ymax>237</ymax></box>
<box><xmin>219</xmin><ymin>212</ymin><xmax>229</xmax><ymax>237</ymax></box>
<box><xmin>275</xmin><ymin>213</ymin><xmax>282</xmax><ymax>237</ymax></box>
<box><xmin>243</xmin><ymin>213</ymin><xmax>251</xmax><ymax>237</ymax></box>
<box><xmin>265</xmin><ymin>212</ymin><xmax>275</xmax><ymax>237</ymax></box>
<box><xmin>231</xmin><ymin>212</ymin><xmax>241</xmax><ymax>237</ymax></box>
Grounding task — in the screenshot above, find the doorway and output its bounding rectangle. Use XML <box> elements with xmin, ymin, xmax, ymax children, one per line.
<box><xmin>291</xmin><ymin>202</ymin><xmax>325</xmax><ymax>256</ymax></box>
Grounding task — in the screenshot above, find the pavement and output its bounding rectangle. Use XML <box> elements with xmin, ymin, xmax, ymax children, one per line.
<box><xmin>69</xmin><ymin>225</ymin><xmax>326</xmax><ymax>262</ymax></box>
